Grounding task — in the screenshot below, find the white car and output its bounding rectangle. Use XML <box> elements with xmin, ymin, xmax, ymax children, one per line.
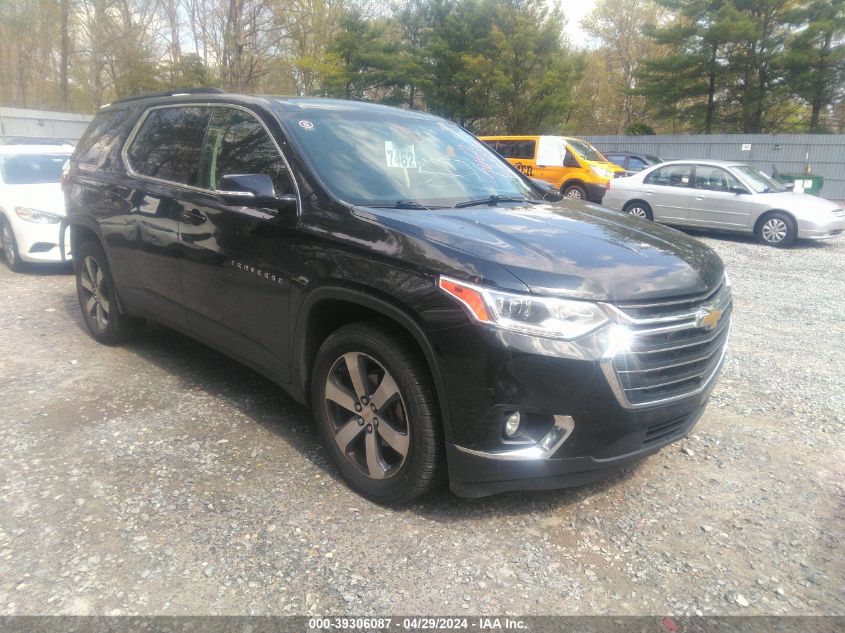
<box><xmin>602</xmin><ymin>159</ymin><xmax>845</xmax><ymax>247</ymax></box>
<box><xmin>0</xmin><ymin>144</ymin><xmax>73</xmax><ymax>269</ymax></box>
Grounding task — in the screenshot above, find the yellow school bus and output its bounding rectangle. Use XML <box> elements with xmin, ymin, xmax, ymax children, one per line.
<box><xmin>479</xmin><ymin>135</ymin><xmax>625</xmax><ymax>202</ymax></box>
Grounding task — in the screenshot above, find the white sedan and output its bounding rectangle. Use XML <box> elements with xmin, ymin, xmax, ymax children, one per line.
<box><xmin>602</xmin><ymin>159</ymin><xmax>845</xmax><ymax>247</ymax></box>
<box><xmin>0</xmin><ymin>144</ymin><xmax>73</xmax><ymax>270</ymax></box>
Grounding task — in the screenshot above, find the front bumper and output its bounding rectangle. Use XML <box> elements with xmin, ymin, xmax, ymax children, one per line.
<box><xmin>797</xmin><ymin>215</ymin><xmax>845</xmax><ymax>240</ymax></box>
<box><xmin>585</xmin><ymin>182</ymin><xmax>606</xmax><ymax>204</ymax></box>
<box><xmin>12</xmin><ymin>218</ymin><xmax>70</xmax><ymax>263</ymax></box>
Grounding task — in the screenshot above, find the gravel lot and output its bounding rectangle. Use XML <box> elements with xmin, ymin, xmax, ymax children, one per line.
<box><xmin>0</xmin><ymin>231</ymin><xmax>842</xmax><ymax>617</ymax></box>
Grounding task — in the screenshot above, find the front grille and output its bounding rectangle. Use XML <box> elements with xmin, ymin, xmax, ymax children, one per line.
<box><xmin>604</xmin><ymin>280</ymin><xmax>732</xmax><ymax>407</ymax></box>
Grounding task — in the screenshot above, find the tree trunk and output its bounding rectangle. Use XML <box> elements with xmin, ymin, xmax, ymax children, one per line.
<box><xmin>60</xmin><ymin>0</ymin><xmax>69</xmax><ymax>110</ymax></box>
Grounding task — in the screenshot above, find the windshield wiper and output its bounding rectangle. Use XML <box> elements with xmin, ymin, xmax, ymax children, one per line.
<box><xmin>371</xmin><ymin>200</ymin><xmax>432</xmax><ymax>209</ymax></box>
<box><xmin>454</xmin><ymin>195</ymin><xmax>540</xmax><ymax>209</ymax></box>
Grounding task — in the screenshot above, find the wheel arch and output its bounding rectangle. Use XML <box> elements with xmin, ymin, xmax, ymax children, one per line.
<box><xmin>293</xmin><ymin>285</ymin><xmax>454</xmax><ymax>443</ymax></box>
<box><xmin>754</xmin><ymin>208</ymin><xmax>796</xmax><ymax>234</ymax></box>
<box><xmin>559</xmin><ymin>178</ymin><xmax>586</xmax><ymax>193</ymax></box>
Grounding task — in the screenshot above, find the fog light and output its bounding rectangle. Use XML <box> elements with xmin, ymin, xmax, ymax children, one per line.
<box><xmin>503</xmin><ymin>411</ymin><xmax>522</xmax><ymax>437</ymax></box>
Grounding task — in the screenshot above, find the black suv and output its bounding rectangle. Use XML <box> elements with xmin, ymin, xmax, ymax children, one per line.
<box><xmin>65</xmin><ymin>90</ymin><xmax>731</xmax><ymax>501</ymax></box>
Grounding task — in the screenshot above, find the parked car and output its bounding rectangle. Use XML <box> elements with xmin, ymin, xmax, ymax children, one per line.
<box><xmin>65</xmin><ymin>91</ymin><xmax>731</xmax><ymax>501</ymax></box>
<box><xmin>603</xmin><ymin>160</ymin><xmax>845</xmax><ymax>247</ymax></box>
<box><xmin>479</xmin><ymin>135</ymin><xmax>625</xmax><ymax>202</ymax></box>
<box><xmin>0</xmin><ymin>144</ymin><xmax>73</xmax><ymax>270</ymax></box>
<box><xmin>604</xmin><ymin>150</ymin><xmax>662</xmax><ymax>176</ymax></box>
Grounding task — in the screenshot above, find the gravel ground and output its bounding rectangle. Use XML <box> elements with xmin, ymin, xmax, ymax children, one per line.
<box><xmin>0</xmin><ymin>231</ymin><xmax>842</xmax><ymax>617</ymax></box>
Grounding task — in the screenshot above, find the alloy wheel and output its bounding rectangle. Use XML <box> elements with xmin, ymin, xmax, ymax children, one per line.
<box><xmin>79</xmin><ymin>255</ymin><xmax>110</xmax><ymax>330</ymax></box>
<box><xmin>628</xmin><ymin>206</ymin><xmax>648</xmax><ymax>218</ymax></box>
<box><xmin>565</xmin><ymin>188</ymin><xmax>582</xmax><ymax>199</ymax></box>
<box><xmin>324</xmin><ymin>351</ymin><xmax>410</xmax><ymax>480</ymax></box>
<box><xmin>2</xmin><ymin>224</ymin><xmax>16</xmax><ymax>265</ymax></box>
<box><xmin>761</xmin><ymin>218</ymin><xmax>788</xmax><ymax>244</ymax></box>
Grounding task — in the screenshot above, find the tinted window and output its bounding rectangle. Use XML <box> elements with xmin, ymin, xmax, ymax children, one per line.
<box><xmin>75</xmin><ymin>109</ymin><xmax>131</xmax><ymax>170</ymax></box>
<box><xmin>495</xmin><ymin>140</ymin><xmax>535</xmax><ymax>160</ymax></box>
<box><xmin>1</xmin><ymin>153</ymin><xmax>70</xmax><ymax>184</ymax></box>
<box><xmin>606</xmin><ymin>154</ymin><xmax>625</xmax><ymax>167</ymax></box>
<box><xmin>198</xmin><ymin>108</ymin><xmax>292</xmax><ymax>194</ymax></box>
<box><xmin>126</xmin><ymin>106</ymin><xmax>210</xmax><ymax>185</ymax></box>
<box><xmin>645</xmin><ymin>164</ymin><xmax>692</xmax><ymax>187</ymax></box>
<box><xmin>628</xmin><ymin>156</ymin><xmax>648</xmax><ymax>172</ymax></box>
<box><xmin>694</xmin><ymin>165</ymin><xmax>738</xmax><ymax>192</ymax></box>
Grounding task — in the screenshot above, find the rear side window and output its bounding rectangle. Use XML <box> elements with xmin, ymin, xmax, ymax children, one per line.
<box><xmin>74</xmin><ymin>109</ymin><xmax>131</xmax><ymax>171</ymax></box>
<box><xmin>126</xmin><ymin>106</ymin><xmax>210</xmax><ymax>185</ymax></box>
<box><xmin>606</xmin><ymin>154</ymin><xmax>625</xmax><ymax>167</ymax></box>
<box><xmin>645</xmin><ymin>164</ymin><xmax>692</xmax><ymax>187</ymax></box>
<box><xmin>495</xmin><ymin>140</ymin><xmax>536</xmax><ymax>160</ymax></box>
<box><xmin>628</xmin><ymin>156</ymin><xmax>648</xmax><ymax>172</ymax></box>
<box><xmin>197</xmin><ymin>108</ymin><xmax>292</xmax><ymax>194</ymax></box>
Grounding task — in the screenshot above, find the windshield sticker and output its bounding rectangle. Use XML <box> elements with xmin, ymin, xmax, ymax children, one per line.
<box><xmin>298</xmin><ymin>120</ymin><xmax>314</xmax><ymax>131</ymax></box>
<box><xmin>384</xmin><ymin>141</ymin><xmax>417</xmax><ymax>169</ymax></box>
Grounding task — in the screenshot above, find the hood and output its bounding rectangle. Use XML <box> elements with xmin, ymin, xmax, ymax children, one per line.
<box><xmin>756</xmin><ymin>191</ymin><xmax>840</xmax><ymax>213</ymax></box>
<box><xmin>354</xmin><ymin>200</ymin><xmax>724</xmax><ymax>303</ymax></box>
<box><xmin>1</xmin><ymin>183</ymin><xmax>65</xmax><ymax>216</ymax></box>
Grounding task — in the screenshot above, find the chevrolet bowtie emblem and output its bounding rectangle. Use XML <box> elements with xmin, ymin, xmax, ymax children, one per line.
<box><xmin>695</xmin><ymin>305</ymin><xmax>722</xmax><ymax>331</ymax></box>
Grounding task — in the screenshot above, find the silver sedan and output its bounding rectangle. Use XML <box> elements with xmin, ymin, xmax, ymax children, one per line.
<box><xmin>602</xmin><ymin>159</ymin><xmax>845</xmax><ymax>247</ymax></box>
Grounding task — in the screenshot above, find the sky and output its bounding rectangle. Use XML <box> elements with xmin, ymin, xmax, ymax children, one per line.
<box><xmin>560</xmin><ymin>0</ymin><xmax>598</xmax><ymax>45</ymax></box>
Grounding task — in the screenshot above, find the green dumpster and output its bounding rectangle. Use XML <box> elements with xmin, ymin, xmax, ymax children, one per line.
<box><xmin>774</xmin><ymin>173</ymin><xmax>824</xmax><ymax>196</ymax></box>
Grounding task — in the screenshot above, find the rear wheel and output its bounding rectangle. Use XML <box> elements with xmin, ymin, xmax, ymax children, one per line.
<box><xmin>311</xmin><ymin>322</ymin><xmax>443</xmax><ymax>503</ymax></box>
<box><xmin>623</xmin><ymin>201</ymin><xmax>654</xmax><ymax>221</ymax></box>
<box><xmin>756</xmin><ymin>212</ymin><xmax>797</xmax><ymax>248</ymax></box>
<box><xmin>1</xmin><ymin>217</ymin><xmax>23</xmax><ymax>272</ymax></box>
<box><xmin>562</xmin><ymin>183</ymin><xmax>587</xmax><ymax>200</ymax></box>
<box><xmin>75</xmin><ymin>240</ymin><xmax>144</xmax><ymax>344</ymax></box>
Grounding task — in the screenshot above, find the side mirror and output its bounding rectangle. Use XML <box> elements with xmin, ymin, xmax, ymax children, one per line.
<box><xmin>730</xmin><ymin>186</ymin><xmax>750</xmax><ymax>195</ymax></box>
<box><xmin>530</xmin><ymin>177</ymin><xmax>563</xmax><ymax>202</ymax></box>
<box><xmin>784</xmin><ymin>183</ymin><xmax>795</xmax><ymax>191</ymax></box>
<box><xmin>216</xmin><ymin>174</ymin><xmax>296</xmax><ymax>211</ymax></box>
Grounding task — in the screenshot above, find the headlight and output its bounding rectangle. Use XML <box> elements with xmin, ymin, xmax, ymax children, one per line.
<box><xmin>590</xmin><ymin>165</ymin><xmax>613</xmax><ymax>179</ymax></box>
<box><xmin>15</xmin><ymin>207</ymin><xmax>62</xmax><ymax>224</ymax></box>
<box><xmin>439</xmin><ymin>276</ymin><xmax>609</xmax><ymax>340</ymax></box>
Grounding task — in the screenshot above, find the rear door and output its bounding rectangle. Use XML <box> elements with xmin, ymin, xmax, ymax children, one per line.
<box><xmin>119</xmin><ymin>105</ymin><xmax>211</xmax><ymax>326</ymax></box>
<box><xmin>687</xmin><ymin>164</ymin><xmax>751</xmax><ymax>229</ymax></box>
<box><xmin>641</xmin><ymin>164</ymin><xmax>693</xmax><ymax>223</ymax></box>
<box><xmin>178</xmin><ymin>105</ymin><xmax>299</xmax><ymax>384</ymax></box>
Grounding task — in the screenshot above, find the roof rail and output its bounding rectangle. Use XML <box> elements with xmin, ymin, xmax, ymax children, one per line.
<box><xmin>111</xmin><ymin>87</ymin><xmax>225</xmax><ymax>105</ymax></box>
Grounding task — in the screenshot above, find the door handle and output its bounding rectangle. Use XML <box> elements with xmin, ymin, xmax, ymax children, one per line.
<box><xmin>695</xmin><ymin>196</ymin><xmax>704</xmax><ymax>201</ymax></box>
<box><xmin>181</xmin><ymin>208</ymin><xmax>208</xmax><ymax>225</ymax></box>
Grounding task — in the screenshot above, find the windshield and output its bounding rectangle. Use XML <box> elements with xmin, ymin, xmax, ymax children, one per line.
<box><xmin>282</xmin><ymin>111</ymin><xmax>534</xmax><ymax>207</ymax></box>
<box><xmin>734</xmin><ymin>165</ymin><xmax>787</xmax><ymax>193</ymax></box>
<box><xmin>565</xmin><ymin>138</ymin><xmax>607</xmax><ymax>163</ymax></box>
<box><xmin>0</xmin><ymin>153</ymin><xmax>69</xmax><ymax>184</ymax></box>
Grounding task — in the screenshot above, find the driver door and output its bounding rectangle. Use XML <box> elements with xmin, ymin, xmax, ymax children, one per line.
<box><xmin>178</xmin><ymin>105</ymin><xmax>298</xmax><ymax>384</ymax></box>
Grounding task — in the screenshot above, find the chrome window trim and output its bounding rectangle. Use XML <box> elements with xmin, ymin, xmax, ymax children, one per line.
<box><xmin>120</xmin><ymin>102</ymin><xmax>302</xmax><ymax>217</ymax></box>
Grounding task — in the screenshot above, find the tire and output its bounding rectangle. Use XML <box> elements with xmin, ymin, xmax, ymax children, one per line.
<box><xmin>756</xmin><ymin>212</ymin><xmax>797</xmax><ymax>248</ymax></box>
<box><xmin>623</xmin><ymin>201</ymin><xmax>654</xmax><ymax>221</ymax></box>
<box><xmin>75</xmin><ymin>240</ymin><xmax>144</xmax><ymax>344</ymax></box>
<box><xmin>1</xmin><ymin>216</ymin><xmax>23</xmax><ymax>272</ymax></box>
<box><xmin>311</xmin><ymin>322</ymin><xmax>443</xmax><ymax>503</ymax></box>
<box><xmin>561</xmin><ymin>183</ymin><xmax>587</xmax><ymax>200</ymax></box>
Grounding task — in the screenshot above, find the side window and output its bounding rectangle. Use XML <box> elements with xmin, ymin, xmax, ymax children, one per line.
<box><xmin>606</xmin><ymin>154</ymin><xmax>625</xmax><ymax>168</ymax></box>
<box><xmin>496</xmin><ymin>140</ymin><xmax>516</xmax><ymax>158</ymax></box>
<box><xmin>694</xmin><ymin>165</ymin><xmax>738</xmax><ymax>192</ymax></box>
<box><xmin>628</xmin><ymin>156</ymin><xmax>648</xmax><ymax>172</ymax></box>
<box><xmin>75</xmin><ymin>108</ymin><xmax>131</xmax><ymax>171</ymax></box>
<box><xmin>645</xmin><ymin>164</ymin><xmax>692</xmax><ymax>187</ymax></box>
<box><xmin>126</xmin><ymin>106</ymin><xmax>210</xmax><ymax>185</ymax></box>
<box><xmin>197</xmin><ymin>108</ymin><xmax>292</xmax><ymax>195</ymax></box>
<box><xmin>512</xmin><ymin>140</ymin><xmax>536</xmax><ymax>160</ymax></box>
<box><xmin>563</xmin><ymin>148</ymin><xmax>580</xmax><ymax>168</ymax></box>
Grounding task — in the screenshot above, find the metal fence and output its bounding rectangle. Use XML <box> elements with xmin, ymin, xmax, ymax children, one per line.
<box><xmin>583</xmin><ymin>134</ymin><xmax>845</xmax><ymax>200</ymax></box>
<box><xmin>0</xmin><ymin>107</ymin><xmax>93</xmax><ymax>145</ymax></box>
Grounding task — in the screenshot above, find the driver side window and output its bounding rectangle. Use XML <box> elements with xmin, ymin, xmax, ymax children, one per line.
<box><xmin>198</xmin><ymin>107</ymin><xmax>292</xmax><ymax>195</ymax></box>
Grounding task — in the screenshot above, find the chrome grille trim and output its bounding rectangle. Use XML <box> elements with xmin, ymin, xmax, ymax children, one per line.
<box><xmin>600</xmin><ymin>280</ymin><xmax>732</xmax><ymax>409</ymax></box>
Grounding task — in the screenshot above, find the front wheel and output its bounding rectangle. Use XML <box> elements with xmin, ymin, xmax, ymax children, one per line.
<box><xmin>311</xmin><ymin>322</ymin><xmax>443</xmax><ymax>503</ymax></box>
<box><xmin>623</xmin><ymin>201</ymin><xmax>654</xmax><ymax>221</ymax></box>
<box><xmin>75</xmin><ymin>240</ymin><xmax>144</xmax><ymax>344</ymax></box>
<box><xmin>1</xmin><ymin>217</ymin><xmax>23</xmax><ymax>272</ymax></box>
<box><xmin>756</xmin><ymin>212</ymin><xmax>797</xmax><ymax>247</ymax></box>
<box><xmin>562</xmin><ymin>184</ymin><xmax>587</xmax><ymax>200</ymax></box>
